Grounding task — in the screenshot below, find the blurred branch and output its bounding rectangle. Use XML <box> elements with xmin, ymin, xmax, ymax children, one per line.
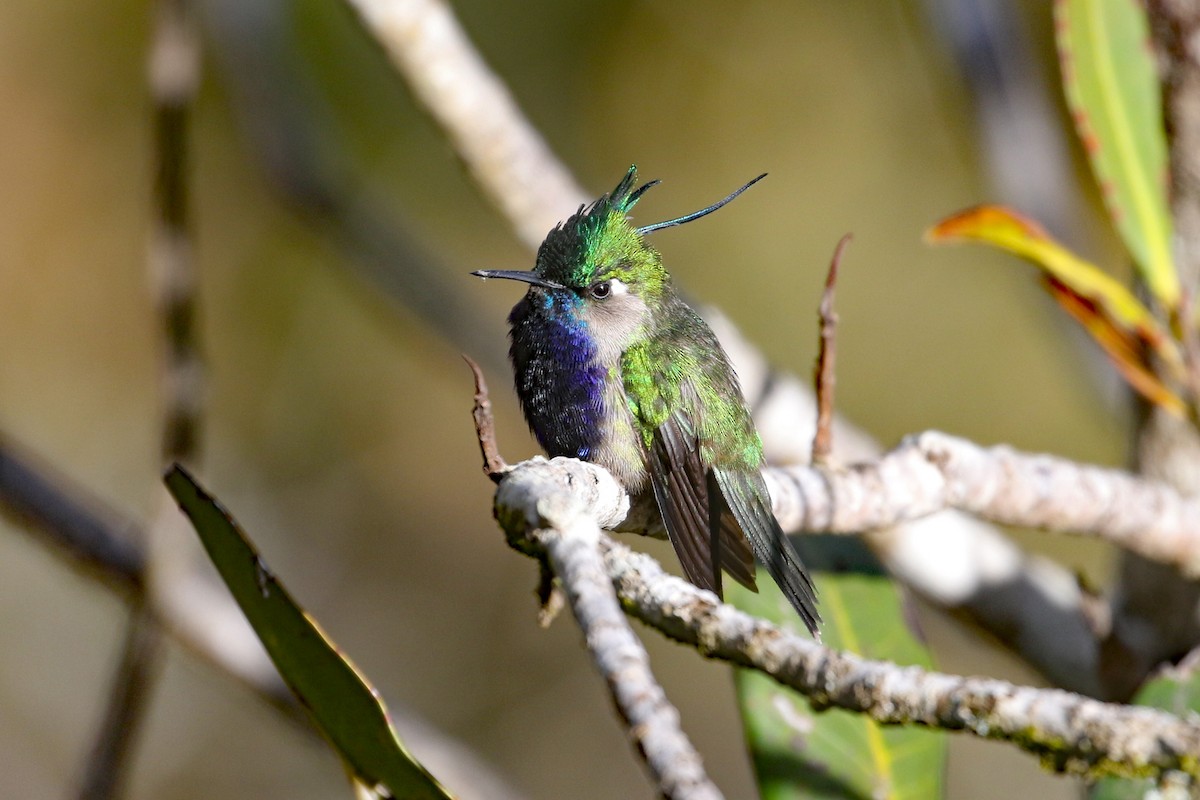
<box><xmin>920</xmin><ymin>0</ymin><xmax>1087</xmax><ymax>246</ymax></box>
<box><xmin>0</xmin><ymin>433</ymin><xmax>529</xmax><ymax>798</ymax></box>
<box><xmin>338</xmin><ymin>0</ymin><xmax>587</xmax><ymax>246</ymax></box>
<box><xmin>1105</xmin><ymin>1</ymin><xmax>1200</xmax><ymax>701</ymax></box>
<box><xmin>150</xmin><ymin>0</ymin><xmax>204</xmax><ymax>466</ymax></box>
<box><xmin>77</xmin><ymin>0</ymin><xmax>204</xmax><ymax>794</ymax></box>
<box><xmin>198</xmin><ymin>0</ymin><xmax>504</xmax><ymax>372</ymax></box>
<box><xmin>0</xmin><ymin>438</ymin><xmax>143</xmax><ymax>594</ymax></box>
<box><xmin>76</xmin><ymin>599</ymin><xmax>164</xmax><ymax>800</ymax></box>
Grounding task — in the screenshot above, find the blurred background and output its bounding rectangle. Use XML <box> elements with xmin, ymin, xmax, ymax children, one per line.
<box><xmin>0</xmin><ymin>0</ymin><xmax>1131</xmax><ymax>797</ymax></box>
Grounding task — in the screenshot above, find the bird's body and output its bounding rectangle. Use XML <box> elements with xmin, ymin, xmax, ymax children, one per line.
<box><xmin>475</xmin><ymin>167</ymin><xmax>820</xmax><ymax>635</ymax></box>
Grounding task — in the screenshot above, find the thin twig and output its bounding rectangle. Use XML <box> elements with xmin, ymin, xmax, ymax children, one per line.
<box><xmin>0</xmin><ymin>428</ymin><xmax>532</xmax><ymax>798</ymax></box>
<box><xmin>811</xmin><ymin>234</ymin><xmax>851</xmax><ymax>466</ymax></box>
<box><xmin>201</xmin><ymin>0</ymin><xmax>506</xmax><ymax>375</ymax></box>
<box><xmin>464</xmin><ymin>354</ymin><xmax>508</xmax><ymax>481</ymax></box>
<box><xmin>76</xmin><ymin>601</ymin><xmax>163</xmax><ymax>800</ymax></box>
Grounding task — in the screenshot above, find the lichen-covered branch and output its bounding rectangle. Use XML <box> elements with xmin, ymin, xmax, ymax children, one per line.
<box><xmin>497</xmin><ymin>464</ymin><xmax>723</xmax><ymax>800</ymax></box>
<box><xmin>602</xmin><ymin>534</ymin><xmax>1200</xmax><ymax>779</ymax></box>
<box><xmin>491</xmin><ymin>457</ymin><xmax>1200</xmax><ymax>779</ymax></box>
<box><xmin>497</xmin><ymin>431</ymin><xmax>1200</xmax><ymax>580</ymax></box>
<box><xmin>765</xmin><ymin>430</ymin><xmax>1200</xmax><ymax>576</ymax></box>
<box><xmin>492</xmin><ymin>411</ymin><xmax>1200</xmax><ymax>698</ymax></box>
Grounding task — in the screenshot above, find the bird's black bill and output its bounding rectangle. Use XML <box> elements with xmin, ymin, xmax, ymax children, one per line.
<box><xmin>471</xmin><ymin>269</ymin><xmax>565</xmax><ymax>290</ymax></box>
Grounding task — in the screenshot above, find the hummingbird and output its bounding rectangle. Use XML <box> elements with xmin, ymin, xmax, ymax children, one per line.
<box><xmin>473</xmin><ymin>166</ymin><xmax>819</xmax><ymax>635</ymax></box>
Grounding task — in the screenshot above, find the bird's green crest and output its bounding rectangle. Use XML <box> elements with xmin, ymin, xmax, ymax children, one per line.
<box><xmin>534</xmin><ymin>166</ymin><xmax>665</xmax><ymax>297</ymax></box>
<box><xmin>533</xmin><ymin>166</ymin><xmax>767</xmax><ymax>298</ymax></box>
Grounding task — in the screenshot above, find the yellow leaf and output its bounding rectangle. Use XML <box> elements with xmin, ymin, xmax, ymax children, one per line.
<box><xmin>928</xmin><ymin>205</ymin><xmax>1186</xmax><ymax>413</ymax></box>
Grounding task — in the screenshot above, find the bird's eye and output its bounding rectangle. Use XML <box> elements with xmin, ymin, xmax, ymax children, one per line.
<box><xmin>590</xmin><ymin>281</ymin><xmax>612</xmax><ymax>300</ymax></box>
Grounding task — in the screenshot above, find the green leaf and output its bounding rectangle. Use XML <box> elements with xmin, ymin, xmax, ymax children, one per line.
<box><xmin>1056</xmin><ymin>0</ymin><xmax>1178</xmax><ymax>307</ymax></box>
<box><xmin>731</xmin><ymin>539</ymin><xmax>945</xmax><ymax>799</ymax></box>
<box><xmin>1090</xmin><ymin>658</ymin><xmax>1200</xmax><ymax>798</ymax></box>
<box><xmin>165</xmin><ymin>466</ymin><xmax>455</xmax><ymax>800</ymax></box>
<box><xmin>927</xmin><ymin>205</ymin><xmax>1186</xmax><ymax>415</ymax></box>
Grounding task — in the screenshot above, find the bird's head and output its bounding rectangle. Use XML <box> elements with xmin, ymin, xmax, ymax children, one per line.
<box><xmin>474</xmin><ymin>166</ymin><xmax>764</xmax><ymax>356</ymax></box>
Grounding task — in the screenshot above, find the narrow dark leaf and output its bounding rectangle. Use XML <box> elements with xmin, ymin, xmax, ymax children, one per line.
<box><xmin>164</xmin><ymin>466</ymin><xmax>454</xmax><ymax>800</ymax></box>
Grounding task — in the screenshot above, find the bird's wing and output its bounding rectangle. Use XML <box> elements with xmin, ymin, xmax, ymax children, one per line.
<box><xmin>711</xmin><ymin>467</ymin><xmax>821</xmax><ymax>636</ymax></box>
<box><xmin>648</xmin><ymin>411</ymin><xmax>757</xmax><ymax>598</ymax></box>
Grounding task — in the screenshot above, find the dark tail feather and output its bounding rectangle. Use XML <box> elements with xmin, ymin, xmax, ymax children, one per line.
<box><xmin>712</xmin><ymin>468</ymin><xmax>821</xmax><ymax>637</ymax></box>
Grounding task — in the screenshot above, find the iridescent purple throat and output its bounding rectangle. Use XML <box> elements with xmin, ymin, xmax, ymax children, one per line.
<box><xmin>508</xmin><ymin>291</ymin><xmax>606</xmax><ymax>460</ymax></box>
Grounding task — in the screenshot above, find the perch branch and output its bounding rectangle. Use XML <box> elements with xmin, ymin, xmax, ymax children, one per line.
<box><xmin>490</xmin><ymin>455</ymin><xmax>1200</xmax><ymax>779</ymax></box>
<box><xmin>493</xmin><ymin>431</ymin><xmax>1200</xmax><ymax>582</ymax></box>
<box><xmin>477</xmin><ymin>374</ymin><xmax>719</xmax><ymax>798</ymax></box>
